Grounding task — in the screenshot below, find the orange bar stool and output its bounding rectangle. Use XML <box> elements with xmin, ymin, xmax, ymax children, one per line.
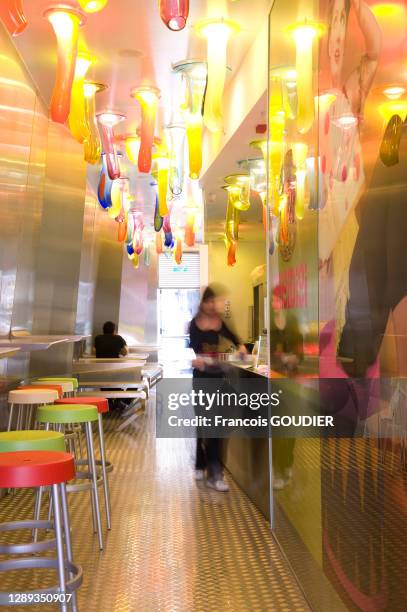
<box><xmin>0</xmin><ymin>451</ymin><xmax>82</xmax><ymax>612</ymax></box>
<box><xmin>7</xmin><ymin>389</ymin><xmax>59</xmax><ymax>431</ymax></box>
<box><xmin>19</xmin><ymin>384</ymin><xmax>64</xmax><ymax>399</ymax></box>
<box><xmin>55</xmin><ymin>396</ymin><xmax>112</xmax><ymax>530</ymax></box>
<box><xmin>37</xmin><ymin>377</ymin><xmax>78</xmax><ymax>397</ymax></box>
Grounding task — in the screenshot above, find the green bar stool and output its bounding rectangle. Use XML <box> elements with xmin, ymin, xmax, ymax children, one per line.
<box><xmin>35</xmin><ymin>404</ymin><xmax>104</xmax><ymax>550</ymax></box>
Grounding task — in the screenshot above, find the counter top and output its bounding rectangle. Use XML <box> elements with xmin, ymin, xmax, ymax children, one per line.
<box><xmin>0</xmin><ymin>335</ymin><xmax>88</xmax><ymax>351</ymax></box>
<box><xmin>0</xmin><ymin>348</ymin><xmax>21</xmax><ymax>359</ymax></box>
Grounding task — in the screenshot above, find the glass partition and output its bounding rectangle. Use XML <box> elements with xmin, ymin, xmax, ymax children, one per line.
<box><xmin>268</xmin><ymin>0</ymin><xmax>407</xmax><ymax>609</ymax></box>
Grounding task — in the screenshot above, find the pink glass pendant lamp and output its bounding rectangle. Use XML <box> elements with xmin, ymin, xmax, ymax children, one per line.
<box><xmin>130</xmin><ymin>86</ymin><xmax>161</xmax><ymax>173</ymax></box>
<box><xmin>44</xmin><ymin>5</ymin><xmax>85</xmax><ymax>124</ymax></box>
<box><xmin>0</xmin><ymin>0</ymin><xmax>28</xmax><ymax>36</ymax></box>
<box><xmin>96</xmin><ymin>110</ymin><xmax>126</xmax><ymax>180</ymax></box>
<box><xmin>160</xmin><ymin>0</ymin><xmax>189</xmax><ymax>31</ymax></box>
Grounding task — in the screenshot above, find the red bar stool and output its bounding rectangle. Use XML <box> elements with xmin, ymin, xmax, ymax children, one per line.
<box><xmin>7</xmin><ymin>389</ymin><xmax>59</xmax><ymax>431</ymax></box>
<box><xmin>55</xmin><ymin>397</ymin><xmax>112</xmax><ymax>530</ymax></box>
<box><xmin>0</xmin><ymin>451</ymin><xmax>82</xmax><ymax>612</ymax></box>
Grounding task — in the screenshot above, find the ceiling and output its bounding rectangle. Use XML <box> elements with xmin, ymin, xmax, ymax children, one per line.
<box><xmin>14</xmin><ymin>0</ymin><xmax>272</xmax><ymax>137</ymax></box>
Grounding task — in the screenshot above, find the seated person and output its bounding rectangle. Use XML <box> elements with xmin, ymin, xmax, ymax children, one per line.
<box><xmin>94</xmin><ymin>321</ymin><xmax>128</xmax><ymax>358</ymax></box>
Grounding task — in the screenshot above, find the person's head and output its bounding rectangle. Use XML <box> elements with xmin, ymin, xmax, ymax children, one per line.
<box><xmin>328</xmin><ymin>0</ymin><xmax>351</xmax><ymax>83</ymax></box>
<box><xmin>272</xmin><ymin>285</ymin><xmax>286</xmax><ymax>311</ymax></box>
<box><xmin>103</xmin><ymin>321</ymin><xmax>116</xmax><ymax>335</ymax></box>
<box><xmin>199</xmin><ymin>284</ymin><xmax>227</xmax><ymax>316</ymax></box>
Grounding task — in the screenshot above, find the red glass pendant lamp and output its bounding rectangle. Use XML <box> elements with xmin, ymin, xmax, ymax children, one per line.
<box><xmin>160</xmin><ymin>0</ymin><xmax>189</xmax><ymax>31</ymax></box>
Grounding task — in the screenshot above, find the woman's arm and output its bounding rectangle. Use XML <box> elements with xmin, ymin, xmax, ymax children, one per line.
<box><xmin>220</xmin><ymin>321</ymin><xmax>247</xmax><ymax>353</ymax></box>
<box><xmin>346</xmin><ymin>0</ymin><xmax>382</xmax><ymax>116</ymax></box>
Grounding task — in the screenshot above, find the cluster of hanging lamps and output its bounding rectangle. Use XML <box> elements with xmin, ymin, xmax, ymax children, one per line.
<box><xmin>96</xmin><ymin>110</ymin><xmax>125</xmax><ymax>179</ymax></box>
<box><xmin>173</xmin><ymin>60</ymin><xmax>208</xmax><ymax>179</ymax></box>
<box><xmin>195</xmin><ymin>18</ymin><xmax>240</xmax><ymax>132</ymax></box>
<box><xmin>44</xmin><ymin>5</ymin><xmax>85</xmax><ymax>124</ymax></box>
<box><xmin>159</xmin><ymin>0</ymin><xmax>189</xmax><ymax>31</ymax></box>
<box><xmin>78</xmin><ymin>0</ymin><xmax>108</xmax><ymax>14</ymax></box>
<box><xmin>130</xmin><ymin>86</ymin><xmax>161</xmax><ymax>173</ymax></box>
<box><xmin>83</xmin><ymin>81</ymin><xmax>106</xmax><ymax>164</ymax></box>
<box><xmin>0</xmin><ymin>0</ymin><xmax>28</xmax><ymax>36</ymax></box>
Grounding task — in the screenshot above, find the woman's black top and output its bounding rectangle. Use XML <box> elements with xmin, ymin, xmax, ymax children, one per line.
<box><xmin>189</xmin><ymin>317</ymin><xmax>240</xmax><ymax>378</ymax></box>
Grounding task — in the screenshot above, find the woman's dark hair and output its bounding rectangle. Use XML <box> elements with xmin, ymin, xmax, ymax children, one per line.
<box><xmin>103</xmin><ymin>321</ymin><xmax>116</xmax><ymax>334</ymax></box>
<box><xmin>201</xmin><ymin>286</ymin><xmax>216</xmax><ymax>304</ymax></box>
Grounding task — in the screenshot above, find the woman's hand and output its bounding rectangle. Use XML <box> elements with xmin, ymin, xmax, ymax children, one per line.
<box><xmin>192</xmin><ymin>357</ymin><xmax>205</xmax><ymax>371</ymax></box>
<box><xmin>237</xmin><ymin>344</ymin><xmax>248</xmax><ymax>355</ymax></box>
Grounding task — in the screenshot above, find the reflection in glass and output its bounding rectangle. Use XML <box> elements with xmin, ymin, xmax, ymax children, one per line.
<box><xmin>0</xmin><ymin>0</ymin><xmax>28</xmax><ymax>36</ymax></box>
<box><xmin>83</xmin><ymin>81</ymin><xmax>105</xmax><ymax>164</ymax></box>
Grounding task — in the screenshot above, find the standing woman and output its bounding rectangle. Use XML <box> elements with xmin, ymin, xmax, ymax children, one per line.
<box><xmin>189</xmin><ymin>285</ymin><xmax>246</xmax><ymax>492</ymax></box>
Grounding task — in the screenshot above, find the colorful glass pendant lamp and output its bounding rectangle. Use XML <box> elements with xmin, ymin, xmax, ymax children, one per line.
<box><xmin>286</xmin><ymin>19</ymin><xmax>325</xmax><ymax>134</ymax></box>
<box><xmin>223</xmin><ymin>186</ymin><xmax>240</xmax><ymax>267</ymax></box>
<box><xmin>152</xmin><ymin>144</ymin><xmax>170</xmax><ymax>217</ymax></box>
<box><xmin>173</xmin><ymin>60</ymin><xmax>207</xmax><ymax>179</ymax></box>
<box><xmin>160</xmin><ymin>0</ymin><xmax>189</xmax><ymax>31</ymax></box>
<box><xmin>97</xmin><ymin>153</ymin><xmax>113</xmax><ymax>209</ymax></box>
<box><xmin>44</xmin><ymin>5</ymin><xmax>85</xmax><ymax>124</ymax></box>
<box><xmin>78</xmin><ymin>0</ymin><xmax>108</xmax><ymax>13</ymax></box>
<box><xmin>195</xmin><ymin>18</ymin><xmax>240</xmax><ymax>132</ymax></box>
<box><xmin>123</xmin><ymin>134</ymin><xmax>141</xmax><ymax>166</ymax></box>
<box><xmin>83</xmin><ymin>81</ymin><xmax>106</xmax><ymax>164</ymax></box>
<box><xmin>166</xmin><ymin>123</ymin><xmax>186</xmax><ymax>196</ymax></box>
<box><xmin>97</xmin><ymin>110</ymin><xmax>126</xmax><ymax>179</ymax></box>
<box><xmin>130</xmin><ymin>86</ymin><xmax>161</xmax><ymax>173</ymax></box>
<box><xmin>379</xmin><ymin>87</ymin><xmax>407</xmax><ymax>166</ymax></box>
<box><xmin>223</xmin><ymin>174</ymin><xmax>251</xmax><ymax>211</ymax></box>
<box><xmin>0</xmin><ymin>0</ymin><xmax>28</xmax><ymax>36</ymax></box>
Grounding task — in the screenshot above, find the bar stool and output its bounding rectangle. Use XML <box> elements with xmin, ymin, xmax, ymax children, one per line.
<box><xmin>33</xmin><ymin>380</ymin><xmax>75</xmax><ymax>397</ymax></box>
<box><xmin>36</xmin><ymin>404</ymin><xmax>104</xmax><ymax>550</ymax></box>
<box><xmin>18</xmin><ymin>384</ymin><xmax>64</xmax><ymax>399</ymax></box>
<box><xmin>55</xmin><ymin>397</ymin><xmax>112</xmax><ymax>530</ymax></box>
<box><xmin>7</xmin><ymin>389</ymin><xmax>59</xmax><ymax>431</ymax></box>
<box><xmin>37</xmin><ymin>378</ymin><xmax>78</xmax><ymax>397</ymax></box>
<box><xmin>0</xmin><ymin>450</ymin><xmax>82</xmax><ymax>612</ymax></box>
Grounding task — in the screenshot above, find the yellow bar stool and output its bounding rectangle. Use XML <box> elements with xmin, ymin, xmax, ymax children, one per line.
<box><xmin>32</xmin><ymin>380</ymin><xmax>75</xmax><ymax>397</ymax></box>
<box><xmin>37</xmin><ymin>377</ymin><xmax>78</xmax><ymax>397</ymax></box>
<box><xmin>36</xmin><ymin>404</ymin><xmax>104</xmax><ymax>550</ymax></box>
<box><xmin>7</xmin><ymin>389</ymin><xmax>59</xmax><ymax>431</ymax></box>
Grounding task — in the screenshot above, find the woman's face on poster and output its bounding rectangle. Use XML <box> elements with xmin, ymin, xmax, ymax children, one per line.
<box><xmin>328</xmin><ymin>0</ymin><xmax>348</xmax><ymax>81</ymax></box>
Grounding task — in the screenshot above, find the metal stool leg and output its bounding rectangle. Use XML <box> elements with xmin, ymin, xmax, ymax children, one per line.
<box><xmin>97</xmin><ymin>413</ymin><xmax>112</xmax><ymax>530</ymax></box>
<box><xmin>51</xmin><ymin>484</ymin><xmax>68</xmax><ymax>612</ymax></box>
<box><xmin>60</xmin><ymin>482</ymin><xmax>78</xmax><ymax>612</ymax></box>
<box><xmin>85</xmin><ymin>422</ymin><xmax>103</xmax><ymax>550</ymax></box>
<box><xmin>33</xmin><ymin>486</ymin><xmax>44</xmax><ymax>542</ymax></box>
<box><xmin>7</xmin><ymin>404</ymin><xmax>14</xmax><ymax>431</ymax></box>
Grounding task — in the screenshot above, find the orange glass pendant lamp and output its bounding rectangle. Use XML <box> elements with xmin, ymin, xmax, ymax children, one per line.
<box><xmin>174</xmin><ymin>234</ymin><xmax>183</xmax><ymax>264</ymax></box>
<box><xmin>83</xmin><ymin>81</ymin><xmax>106</xmax><ymax>164</ymax></box>
<box><xmin>78</xmin><ymin>0</ymin><xmax>108</xmax><ymax>13</ymax></box>
<box><xmin>0</xmin><ymin>0</ymin><xmax>28</xmax><ymax>36</ymax></box>
<box><xmin>223</xmin><ymin>188</ymin><xmax>240</xmax><ymax>267</ymax></box>
<box><xmin>185</xmin><ymin>209</ymin><xmax>196</xmax><ymax>247</ymax></box>
<box><xmin>152</xmin><ymin>144</ymin><xmax>170</xmax><ymax>217</ymax></box>
<box><xmin>286</xmin><ymin>20</ymin><xmax>325</xmax><ymax>134</ymax></box>
<box><xmin>223</xmin><ymin>174</ymin><xmax>251</xmax><ymax>211</ymax></box>
<box><xmin>156</xmin><ymin>231</ymin><xmax>163</xmax><ymax>254</ymax></box>
<box><xmin>173</xmin><ymin>60</ymin><xmax>207</xmax><ymax>179</ymax></box>
<box><xmin>130</xmin><ymin>86</ymin><xmax>161</xmax><ymax>173</ymax></box>
<box><xmin>166</xmin><ymin>123</ymin><xmax>186</xmax><ymax>196</ymax></box>
<box><xmin>97</xmin><ymin>110</ymin><xmax>125</xmax><ymax>179</ymax></box>
<box><xmin>292</xmin><ymin>143</ymin><xmax>308</xmax><ymax>220</ymax></box>
<box><xmin>68</xmin><ymin>51</ymin><xmax>92</xmax><ymax>143</ymax></box>
<box><xmin>160</xmin><ymin>0</ymin><xmax>189</xmax><ymax>31</ymax></box>
<box><xmin>195</xmin><ymin>18</ymin><xmax>240</xmax><ymax>132</ymax></box>
<box><xmin>44</xmin><ymin>5</ymin><xmax>85</xmax><ymax>124</ymax></box>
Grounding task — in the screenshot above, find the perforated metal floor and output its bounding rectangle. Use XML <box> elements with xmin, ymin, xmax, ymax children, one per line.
<box><xmin>0</xmin><ymin>394</ymin><xmax>309</xmax><ymax>611</ymax></box>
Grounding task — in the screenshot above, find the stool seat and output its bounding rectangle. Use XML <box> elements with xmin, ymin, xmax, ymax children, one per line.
<box><xmin>18</xmin><ymin>384</ymin><xmax>64</xmax><ymax>399</ymax></box>
<box><xmin>36</xmin><ymin>404</ymin><xmax>98</xmax><ymax>424</ymax></box>
<box><xmin>8</xmin><ymin>389</ymin><xmax>59</xmax><ymax>404</ymax></box>
<box><xmin>0</xmin><ymin>431</ymin><xmax>65</xmax><ymax>453</ymax></box>
<box><xmin>32</xmin><ymin>380</ymin><xmax>74</xmax><ymax>394</ymax></box>
<box><xmin>55</xmin><ymin>396</ymin><xmax>109</xmax><ymax>414</ymax></box>
<box><xmin>0</xmin><ymin>451</ymin><xmax>75</xmax><ymax>488</ymax></box>
<box><xmin>37</xmin><ymin>377</ymin><xmax>78</xmax><ymax>390</ymax></box>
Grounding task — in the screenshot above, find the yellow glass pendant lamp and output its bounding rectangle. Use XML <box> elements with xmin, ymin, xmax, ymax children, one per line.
<box><xmin>130</xmin><ymin>86</ymin><xmax>161</xmax><ymax>173</ymax></box>
<box><xmin>83</xmin><ymin>81</ymin><xmax>106</xmax><ymax>164</ymax></box>
<box><xmin>152</xmin><ymin>144</ymin><xmax>170</xmax><ymax>217</ymax></box>
<box><xmin>44</xmin><ymin>5</ymin><xmax>85</xmax><ymax>124</ymax></box>
<box><xmin>68</xmin><ymin>50</ymin><xmax>92</xmax><ymax>143</ymax></box>
<box><xmin>78</xmin><ymin>0</ymin><xmax>108</xmax><ymax>13</ymax></box>
<box><xmin>173</xmin><ymin>59</ymin><xmax>207</xmax><ymax>179</ymax></box>
<box><xmin>223</xmin><ymin>174</ymin><xmax>251</xmax><ymax>211</ymax></box>
<box><xmin>286</xmin><ymin>20</ymin><xmax>325</xmax><ymax>134</ymax></box>
<box><xmin>124</xmin><ymin>134</ymin><xmax>141</xmax><ymax>166</ymax></box>
<box><xmin>292</xmin><ymin>143</ymin><xmax>308</xmax><ymax>220</ymax></box>
<box><xmin>195</xmin><ymin>18</ymin><xmax>240</xmax><ymax>132</ymax></box>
